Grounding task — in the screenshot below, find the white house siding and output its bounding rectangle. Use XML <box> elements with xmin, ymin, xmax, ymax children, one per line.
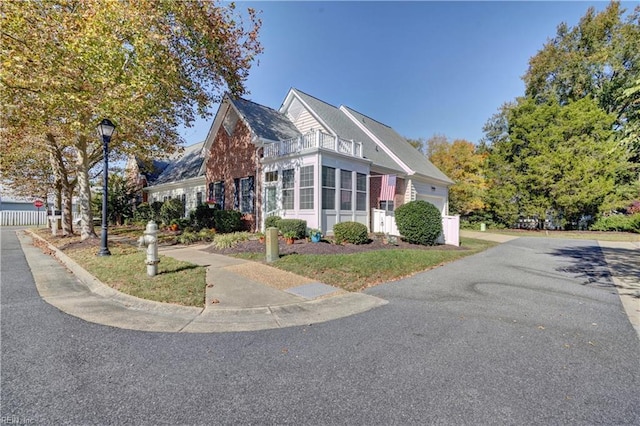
<box><xmin>145</xmin><ymin>177</ymin><xmax>206</xmax><ymax>217</ymax></box>
<box><xmin>261</xmin><ymin>151</ymin><xmax>371</xmax><ymax>234</ymax></box>
<box><xmin>408</xmin><ymin>179</ymin><xmax>449</xmax><ymax>215</ymax></box>
<box><xmin>287</xmin><ymin>100</ymin><xmax>328</xmax><ymax>135</ymax></box>
<box><xmin>321</xmin><ymin>154</ymin><xmax>370</xmax><ymax>234</ymax></box>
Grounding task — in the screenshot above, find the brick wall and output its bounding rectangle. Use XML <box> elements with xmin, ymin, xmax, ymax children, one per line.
<box><xmin>370</xmin><ymin>175</ymin><xmax>405</xmax><ymax>210</ymax></box>
<box><xmin>205</xmin><ymin>118</ymin><xmax>261</xmax><ymax>230</ymax></box>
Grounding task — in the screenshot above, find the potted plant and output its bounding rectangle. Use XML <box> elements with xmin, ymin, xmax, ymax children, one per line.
<box><xmin>284</xmin><ymin>231</ymin><xmax>296</xmax><ymax>245</ymax></box>
<box><xmin>309</xmin><ymin>228</ymin><xmax>322</xmax><ymax>243</ymax></box>
<box><xmin>206</xmin><ymin>199</ymin><xmax>217</xmax><ymax>209</ymax></box>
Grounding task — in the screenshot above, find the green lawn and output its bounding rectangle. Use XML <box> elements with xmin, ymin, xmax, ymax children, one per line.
<box><xmin>235</xmin><ymin>237</ymin><xmax>497</xmax><ymax>291</ymax></box>
<box><xmin>32</xmin><ymin>229</ymin><xmax>207</xmax><ymax>307</ymax></box>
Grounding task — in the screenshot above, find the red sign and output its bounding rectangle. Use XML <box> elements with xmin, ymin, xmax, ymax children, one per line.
<box><xmin>33</xmin><ymin>199</ymin><xmax>44</xmax><ymax>208</ymax></box>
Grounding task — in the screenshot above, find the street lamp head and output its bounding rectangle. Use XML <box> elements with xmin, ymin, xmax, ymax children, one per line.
<box><xmin>97</xmin><ymin>118</ymin><xmax>116</xmax><ymax>139</ymax></box>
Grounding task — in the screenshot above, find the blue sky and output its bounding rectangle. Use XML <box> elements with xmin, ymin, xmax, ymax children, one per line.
<box><xmin>180</xmin><ymin>1</ymin><xmax>615</xmax><ymax>146</ymax></box>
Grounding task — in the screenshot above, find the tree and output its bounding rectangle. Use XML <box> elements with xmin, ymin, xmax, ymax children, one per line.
<box><xmin>523</xmin><ymin>1</ymin><xmax>640</xmax><ymax>163</ymax></box>
<box><xmin>1</xmin><ymin>0</ymin><xmax>262</xmax><ymax>239</ymax></box>
<box><xmin>484</xmin><ymin>96</ymin><xmax>625</xmax><ymax>228</ymax></box>
<box><xmin>405</xmin><ymin>137</ymin><xmax>426</xmax><ymax>154</ymax></box>
<box><xmin>425</xmin><ymin>135</ymin><xmax>488</xmax><ymax>216</ymax></box>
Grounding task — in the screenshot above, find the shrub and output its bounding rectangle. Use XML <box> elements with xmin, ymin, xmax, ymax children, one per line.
<box><xmin>190</xmin><ymin>204</ymin><xmax>216</xmax><ymax>231</ymax></box>
<box><xmin>395</xmin><ymin>200</ymin><xmax>442</xmax><ymax>245</ymax></box>
<box><xmin>590</xmin><ymin>214</ymin><xmax>640</xmax><ymax>233</ymax></box>
<box><xmin>160</xmin><ymin>199</ymin><xmax>184</xmax><ymax>225</ymax></box>
<box><xmin>265</xmin><ymin>215</ymin><xmax>281</xmax><ymax>229</ymax></box>
<box><xmin>333</xmin><ymin>221</ymin><xmax>369</xmax><ymax>245</ymax></box>
<box><xmin>277</xmin><ymin>219</ymin><xmax>307</xmax><ymax>239</ymax></box>
<box><xmin>213</xmin><ymin>210</ymin><xmax>243</xmax><ymax>233</ymax></box>
<box><xmin>211</xmin><ymin>232</ymin><xmax>251</xmax><ymax>249</ymax></box>
<box><xmin>177</xmin><ymin>231</ymin><xmax>200</xmax><ymax>245</ymax></box>
<box><xmin>134</xmin><ymin>201</ymin><xmax>163</xmax><ymax>223</ymax></box>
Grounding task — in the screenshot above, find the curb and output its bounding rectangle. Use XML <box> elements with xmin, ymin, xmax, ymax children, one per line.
<box><xmin>22</xmin><ymin>230</ymin><xmax>387</xmax><ymax>333</ymax></box>
<box><xmin>25</xmin><ymin>230</ymin><xmax>203</xmax><ymax>317</ymax></box>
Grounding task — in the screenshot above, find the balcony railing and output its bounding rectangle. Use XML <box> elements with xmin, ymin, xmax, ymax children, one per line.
<box><xmin>263</xmin><ymin>130</ymin><xmax>363</xmax><ymax>159</ymax></box>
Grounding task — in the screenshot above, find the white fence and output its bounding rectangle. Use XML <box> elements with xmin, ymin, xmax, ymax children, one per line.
<box><xmin>0</xmin><ymin>210</ymin><xmax>48</xmax><ymax>226</ymax></box>
<box><xmin>0</xmin><ymin>210</ymin><xmax>81</xmax><ymax>226</ymax></box>
<box><xmin>371</xmin><ymin>209</ymin><xmax>460</xmax><ymax>246</ymax></box>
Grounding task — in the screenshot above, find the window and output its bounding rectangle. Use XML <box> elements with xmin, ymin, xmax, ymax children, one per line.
<box><xmin>340</xmin><ymin>170</ymin><xmax>352</xmax><ymax>210</ymax></box>
<box><xmin>196</xmin><ymin>192</ymin><xmax>203</xmax><ymax>206</ymax></box>
<box><xmin>356</xmin><ymin>173</ymin><xmax>367</xmax><ymax>211</ymax></box>
<box><xmin>239</xmin><ymin>177</ymin><xmax>254</xmax><ymax>214</ymax></box>
<box><xmin>209</xmin><ymin>181</ymin><xmax>224</xmax><ymax>209</ymax></box>
<box><xmin>299</xmin><ymin>165</ymin><xmax>314</xmax><ymax>210</ymax></box>
<box><xmin>265</xmin><ymin>171</ymin><xmax>278</xmax><ymax>182</ymax></box>
<box><xmin>222</xmin><ymin>110</ymin><xmax>238</xmax><ymax>136</ymax></box>
<box><xmin>380</xmin><ymin>200</ymin><xmax>394</xmax><ymax>211</ymax></box>
<box><xmin>282</xmin><ymin>169</ymin><xmax>294</xmax><ymax>209</ymax></box>
<box><xmin>322</xmin><ymin>166</ymin><xmax>335</xmax><ymax>209</ymax></box>
<box><xmin>181</xmin><ymin>194</ymin><xmax>186</xmax><ymax>217</ymax></box>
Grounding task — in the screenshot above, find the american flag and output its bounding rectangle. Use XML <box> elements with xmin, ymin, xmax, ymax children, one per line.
<box><xmin>379</xmin><ymin>174</ymin><xmax>396</xmax><ymax>201</ymax></box>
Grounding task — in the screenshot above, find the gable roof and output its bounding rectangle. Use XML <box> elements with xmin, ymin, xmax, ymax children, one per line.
<box><xmin>285</xmin><ymin>89</ymin><xmax>453</xmax><ymax>184</ymax></box>
<box><xmin>149</xmin><ymin>141</ymin><xmax>205</xmax><ymax>186</ymax></box>
<box><xmin>341</xmin><ymin>106</ymin><xmax>453</xmax><ymax>184</ymax></box>
<box><xmin>230</xmin><ymin>97</ymin><xmax>301</xmax><ymax>142</ymax></box>
<box><xmin>285</xmin><ymin>89</ymin><xmax>402</xmax><ymax>173</ymax></box>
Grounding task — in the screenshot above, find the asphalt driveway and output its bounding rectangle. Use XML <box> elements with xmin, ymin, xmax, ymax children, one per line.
<box><xmin>2</xmin><ymin>229</ymin><xmax>639</xmax><ymax>425</ymax></box>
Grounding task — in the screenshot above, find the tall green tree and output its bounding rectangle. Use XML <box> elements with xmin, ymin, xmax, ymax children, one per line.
<box><xmin>485</xmin><ymin>96</ymin><xmax>624</xmax><ymax>227</ymax></box>
<box><xmin>1</xmin><ymin>0</ymin><xmax>262</xmax><ymax>239</ymax></box>
<box><xmin>523</xmin><ymin>1</ymin><xmax>640</xmax><ymax>161</ymax></box>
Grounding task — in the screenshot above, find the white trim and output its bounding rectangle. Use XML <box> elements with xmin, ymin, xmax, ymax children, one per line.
<box><xmin>339</xmin><ymin>106</ymin><xmax>413</xmax><ymax>175</ymax></box>
<box><xmin>281</xmin><ymin>89</ymin><xmax>337</xmax><ymax>137</ymax></box>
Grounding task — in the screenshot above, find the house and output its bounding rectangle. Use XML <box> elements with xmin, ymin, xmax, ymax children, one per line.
<box><xmin>127</xmin><ymin>141</ymin><xmax>207</xmax><ymax>216</ymax></box>
<box><xmin>203</xmin><ymin>88</ymin><xmax>454</xmax><ymax>236</ymax></box>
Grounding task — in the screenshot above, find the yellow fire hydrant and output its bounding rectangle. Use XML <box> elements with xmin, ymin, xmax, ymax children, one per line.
<box><xmin>137</xmin><ymin>220</ymin><xmax>160</xmax><ymax>277</ymax></box>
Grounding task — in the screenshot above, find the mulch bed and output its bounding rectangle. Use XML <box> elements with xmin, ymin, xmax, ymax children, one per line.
<box><xmin>203</xmin><ymin>237</ymin><xmax>467</xmax><ymax>256</ymax></box>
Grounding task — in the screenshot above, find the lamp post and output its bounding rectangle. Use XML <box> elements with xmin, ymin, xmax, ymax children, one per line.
<box><xmin>97</xmin><ymin>118</ymin><xmax>116</xmax><ymax>256</ymax></box>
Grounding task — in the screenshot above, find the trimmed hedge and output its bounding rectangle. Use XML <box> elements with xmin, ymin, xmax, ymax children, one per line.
<box><xmin>334</xmin><ymin>221</ymin><xmax>369</xmax><ymax>245</ymax></box>
<box><xmin>188</xmin><ymin>205</ymin><xmax>243</xmax><ymax>233</ymax></box>
<box><xmin>265</xmin><ymin>215</ymin><xmax>281</xmax><ymax>229</ymax></box>
<box><xmin>590</xmin><ymin>214</ymin><xmax>640</xmax><ymax>233</ymax></box>
<box><xmin>277</xmin><ymin>219</ymin><xmax>307</xmax><ymax>239</ymax></box>
<box><xmin>395</xmin><ymin>200</ymin><xmax>442</xmax><ymax>245</ymax></box>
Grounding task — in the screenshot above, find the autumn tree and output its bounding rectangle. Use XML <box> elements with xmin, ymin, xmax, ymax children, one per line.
<box><xmin>425</xmin><ymin>135</ymin><xmax>488</xmax><ymax>217</ymax></box>
<box><xmin>1</xmin><ymin>0</ymin><xmax>262</xmax><ymax>239</ymax></box>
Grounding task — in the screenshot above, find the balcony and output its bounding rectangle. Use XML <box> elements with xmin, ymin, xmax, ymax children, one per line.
<box><xmin>263</xmin><ymin>130</ymin><xmax>363</xmax><ymax>159</ymax></box>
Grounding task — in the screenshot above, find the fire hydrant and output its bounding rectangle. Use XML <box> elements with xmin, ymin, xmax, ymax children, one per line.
<box><xmin>138</xmin><ymin>220</ymin><xmax>160</xmax><ymax>277</ymax></box>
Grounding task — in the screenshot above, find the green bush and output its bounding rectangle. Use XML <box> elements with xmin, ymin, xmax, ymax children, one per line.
<box><xmin>160</xmin><ymin>199</ymin><xmax>184</xmax><ymax>225</ymax></box>
<box><xmin>277</xmin><ymin>219</ymin><xmax>307</xmax><ymax>239</ymax></box>
<box><xmin>189</xmin><ymin>204</ymin><xmax>216</xmax><ymax>231</ymax></box>
<box><xmin>134</xmin><ymin>201</ymin><xmax>163</xmax><ymax>223</ymax></box>
<box><xmin>213</xmin><ymin>210</ymin><xmax>243</xmax><ymax>234</ymax></box>
<box><xmin>265</xmin><ymin>215</ymin><xmax>281</xmax><ymax>229</ymax></box>
<box><xmin>395</xmin><ymin>200</ymin><xmax>442</xmax><ymax>245</ymax></box>
<box><xmin>333</xmin><ymin>221</ymin><xmax>369</xmax><ymax>245</ymax></box>
<box><xmin>212</xmin><ymin>232</ymin><xmax>251</xmax><ymax>249</ymax></box>
<box><xmin>590</xmin><ymin>214</ymin><xmax>640</xmax><ymax>233</ymax></box>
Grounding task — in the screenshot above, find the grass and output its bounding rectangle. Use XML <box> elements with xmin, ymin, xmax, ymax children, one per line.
<box><xmin>234</xmin><ymin>237</ymin><xmax>497</xmax><ymax>292</ymax></box>
<box><xmin>32</xmin><ymin>229</ymin><xmax>206</xmax><ymax>307</ymax></box>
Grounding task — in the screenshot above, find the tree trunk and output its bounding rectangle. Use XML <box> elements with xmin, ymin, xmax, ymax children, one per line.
<box><xmin>76</xmin><ymin>136</ymin><xmax>98</xmax><ymax>240</ymax></box>
<box><xmin>46</xmin><ymin>134</ymin><xmax>74</xmax><ymax>236</ymax></box>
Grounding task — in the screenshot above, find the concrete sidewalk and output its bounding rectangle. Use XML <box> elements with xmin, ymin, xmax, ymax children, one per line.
<box><xmin>20</xmin><ymin>231</ymin><xmax>387</xmax><ymax>333</ymax></box>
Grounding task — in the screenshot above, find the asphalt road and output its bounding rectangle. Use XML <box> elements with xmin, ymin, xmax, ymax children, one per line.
<box><xmin>2</xmin><ymin>227</ymin><xmax>639</xmax><ymax>425</ymax></box>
